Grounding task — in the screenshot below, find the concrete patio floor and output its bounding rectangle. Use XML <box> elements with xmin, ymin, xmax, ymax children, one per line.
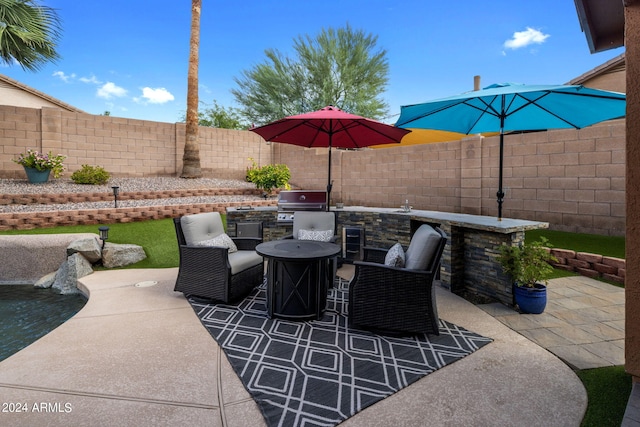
<box><xmin>0</xmin><ymin>267</ymin><xmax>588</xmax><ymax>426</ymax></box>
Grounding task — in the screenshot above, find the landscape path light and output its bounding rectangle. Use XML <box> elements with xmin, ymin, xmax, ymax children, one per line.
<box><xmin>98</xmin><ymin>226</ymin><xmax>109</xmax><ymax>249</ymax></box>
<box><xmin>111</xmin><ymin>186</ymin><xmax>120</xmax><ymax>208</ymax></box>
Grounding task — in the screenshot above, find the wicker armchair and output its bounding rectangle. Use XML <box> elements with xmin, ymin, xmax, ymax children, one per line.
<box><xmin>348</xmin><ymin>224</ymin><xmax>447</xmax><ymax>336</ymax></box>
<box><xmin>173</xmin><ymin>212</ymin><xmax>263</xmax><ymax>303</ymax></box>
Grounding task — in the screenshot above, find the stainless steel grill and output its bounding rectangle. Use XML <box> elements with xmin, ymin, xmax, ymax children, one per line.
<box><xmin>277</xmin><ymin>190</ymin><xmax>327</xmax><ymax>222</ymax></box>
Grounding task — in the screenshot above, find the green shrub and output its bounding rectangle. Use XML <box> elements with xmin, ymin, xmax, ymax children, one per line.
<box><xmin>71</xmin><ymin>164</ymin><xmax>111</xmax><ymax>185</ymax></box>
<box><xmin>497</xmin><ymin>237</ymin><xmax>557</xmax><ymax>288</ymax></box>
<box><xmin>245</xmin><ymin>158</ymin><xmax>291</xmax><ymax>193</ymax></box>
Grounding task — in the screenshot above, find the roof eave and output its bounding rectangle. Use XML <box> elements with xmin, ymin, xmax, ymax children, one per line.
<box><xmin>574</xmin><ymin>0</ymin><xmax>625</xmax><ymax>53</ymax></box>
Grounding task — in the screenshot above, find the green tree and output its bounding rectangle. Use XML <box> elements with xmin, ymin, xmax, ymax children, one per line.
<box><xmin>181</xmin><ymin>0</ymin><xmax>201</xmax><ymax>178</ymax></box>
<box><xmin>0</xmin><ymin>0</ymin><xmax>61</xmax><ymax>71</ymax></box>
<box><xmin>182</xmin><ymin>100</ymin><xmax>248</xmax><ymax>130</ymax></box>
<box><xmin>232</xmin><ymin>24</ymin><xmax>389</xmax><ymax>124</ymax></box>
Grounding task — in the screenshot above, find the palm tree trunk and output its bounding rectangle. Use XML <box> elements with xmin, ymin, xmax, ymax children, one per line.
<box><xmin>181</xmin><ymin>0</ymin><xmax>202</xmax><ymax>178</ymax></box>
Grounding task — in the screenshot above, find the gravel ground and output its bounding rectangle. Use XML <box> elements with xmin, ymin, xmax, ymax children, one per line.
<box><xmin>0</xmin><ymin>177</ymin><xmax>256</xmax><ymax>194</ymax></box>
<box><xmin>0</xmin><ymin>177</ymin><xmax>264</xmax><ymax>213</ymax></box>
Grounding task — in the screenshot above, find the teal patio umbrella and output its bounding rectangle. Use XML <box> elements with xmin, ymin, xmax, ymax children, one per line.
<box><xmin>395</xmin><ymin>83</ymin><xmax>626</xmax><ymax>219</ymax></box>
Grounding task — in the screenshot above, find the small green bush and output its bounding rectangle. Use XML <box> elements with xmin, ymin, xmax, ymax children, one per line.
<box><xmin>245</xmin><ymin>158</ymin><xmax>291</xmax><ymax>193</ymax></box>
<box><xmin>71</xmin><ymin>164</ymin><xmax>111</xmax><ymax>185</ymax></box>
<box><xmin>497</xmin><ymin>237</ymin><xmax>557</xmax><ymax>288</ymax></box>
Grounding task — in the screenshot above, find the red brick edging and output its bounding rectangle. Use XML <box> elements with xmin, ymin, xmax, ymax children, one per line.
<box><xmin>0</xmin><ymin>187</ymin><xmax>264</xmax><ymax>206</ymax></box>
<box><xmin>550</xmin><ymin>248</ymin><xmax>625</xmax><ymax>284</ymax></box>
<box><xmin>0</xmin><ymin>200</ymin><xmax>277</xmax><ymax>231</ymax></box>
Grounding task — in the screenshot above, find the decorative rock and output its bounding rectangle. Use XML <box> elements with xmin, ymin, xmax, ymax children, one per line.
<box><xmin>34</xmin><ymin>271</ymin><xmax>57</xmax><ymax>289</ymax></box>
<box><xmin>102</xmin><ymin>242</ymin><xmax>147</xmax><ymax>268</ymax></box>
<box><xmin>67</xmin><ymin>237</ymin><xmax>102</xmax><ymax>263</ymax></box>
<box><xmin>52</xmin><ymin>253</ymin><xmax>94</xmax><ymax>295</ymax></box>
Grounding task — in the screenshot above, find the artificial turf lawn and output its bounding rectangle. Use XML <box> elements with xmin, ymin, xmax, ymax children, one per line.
<box><xmin>526</xmin><ymin>229</ymin><xmax>626</xmax><ymax>285</ymax></box>
<box><xmin>0</xmin><ymin>220</ymin><xmax>625</xmax><ymax>272</ymax></box>
<box><xmin>577</xmin><ymin>366</ymin><xmax>632</xmax><ymax>427</ymax></box>
<box><xmin>526</xmin><ymin>228</ymin><xmax>625</xmax><ymax>259</ymax></box>
<box><xmin>0</xmin><ymin>218</ymin><xmax>182</xmax><ymax>269</ymax></box>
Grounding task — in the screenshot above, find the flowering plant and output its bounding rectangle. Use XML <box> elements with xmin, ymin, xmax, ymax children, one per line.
<box><xmin>13</xmin><ymin>149</ymin><xmax>67</xmax><ymax>178</ymax></box>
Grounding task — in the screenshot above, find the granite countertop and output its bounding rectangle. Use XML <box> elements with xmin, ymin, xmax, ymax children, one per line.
<box><xmin>227</xmin><ymin>205</ymin><xmax>548</xmax><ymax>234</ymax></box>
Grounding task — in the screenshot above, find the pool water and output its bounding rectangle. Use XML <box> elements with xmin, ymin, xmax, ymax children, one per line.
<box><xmin>0</xmin><ymin>285</ymin><xmax>87</xmax><ymax>362</ymax></box>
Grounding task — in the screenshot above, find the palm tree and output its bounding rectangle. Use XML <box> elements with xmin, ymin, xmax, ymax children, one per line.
<box><xmin>181</xmin><ymin>0</ymin><xmax>202</xmax><ymax>178</ymax></box>
<box><xmin>0</xmin><ymin>0</ymin><xmax>61</xmax><ymax>71</ymax></box>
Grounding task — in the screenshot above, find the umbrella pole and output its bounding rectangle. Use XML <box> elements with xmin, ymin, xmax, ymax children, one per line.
<box><xmin>327</xmin><ymin>135</ymin><xmax>332</xmax><ymax>212</ymax></box>
<box><xmin>497</xmin><ymin>124</ymin><xmax>505</xmax><ymax>221</ymax></box>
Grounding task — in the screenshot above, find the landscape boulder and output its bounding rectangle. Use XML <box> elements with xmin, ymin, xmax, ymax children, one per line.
<box><xmin>52</xmin><ymin>253</ymin><xmax>94</xmax><ymax>295</ymax></box>
<box><xmin>67</xmin><ymin>237</ymin><xmax>102</xmax><ymax>263</ymax></box>
<box><xmin>34</xmin><ymin>271</ymin><xmax>57</xmax><ymax>289</ymax></box>
<box><xmin>101</xmin><ymin>242</ymin><xmax>147</xmax><ymax>268</ymax></box>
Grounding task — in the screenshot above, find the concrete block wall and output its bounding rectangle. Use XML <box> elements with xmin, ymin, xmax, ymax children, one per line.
<box><xmin>0</xmin><ymin>104</ymin><xmax>626</xmax><ymax>236</ymax></box>
<box><xmin>498</xmin><ymin>121</ymin><xmax>625</xmax><ymax>235</ymax></box>
<box><xmin>0</xmin><ymin>105</ymin><xmax>271</xmax><ymax>180</ymax></box>
<box><xmin>0</xmin><ymin>106</ymin><xmax>43</xmax><ymax>174</ymax></box>
<box><xmin>277</xmin><ymin>120</ymin><xmax>625</xmax><ymax>236</ymax></box>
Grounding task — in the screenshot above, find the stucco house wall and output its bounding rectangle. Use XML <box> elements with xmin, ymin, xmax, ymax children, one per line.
<box><xmin>0</xmin><ymin>74</ymin><xmax>85</xmax><ymax>113</ymax></box>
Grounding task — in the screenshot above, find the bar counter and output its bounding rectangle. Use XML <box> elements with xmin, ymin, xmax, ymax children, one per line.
<box><xmin>227</xmin><ymin>206</ymin><xmax>548</xmax><ymax>306</ymax></box>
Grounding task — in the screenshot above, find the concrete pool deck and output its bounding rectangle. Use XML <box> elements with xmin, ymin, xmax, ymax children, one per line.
<box><xmin>0</xmin><ymin>267</ymin><xmax>588</xmax><ymax>426</ymax></box>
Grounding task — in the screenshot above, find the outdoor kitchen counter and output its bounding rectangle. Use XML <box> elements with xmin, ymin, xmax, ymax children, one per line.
<box><xmin>227</xmin><ymin>206</ymin><xmax>548</xmax><ymax>306</ymax></box>
<box><xmin>332</xmin><ymin>206</ymin><xmax>547</xmax><ymax>234</ymax></box>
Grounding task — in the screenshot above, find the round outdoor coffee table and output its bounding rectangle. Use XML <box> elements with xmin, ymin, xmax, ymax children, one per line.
<box><xmin>256</xmin><ymin>240</ymin><xmax>340</xmax><ymax>321</ymax></box>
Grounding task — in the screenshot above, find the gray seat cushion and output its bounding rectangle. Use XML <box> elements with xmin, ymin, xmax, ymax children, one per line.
<box><xmin>180</xmin><ymin>212</ymin><xmax>225</xmax><ymax>245</ymax></box>
<box><xmin>404</xmin><ymin>224</ymin><xmax>442</xmax><ymax>270</ymax></box>
<box><xmin>292</xmin><ymin>211</ymin><xmax>335</xmax><ymax>239</ymax></box>
<box><xmin>228</xmin><ymin>250</ymin><xmax>263</xmax><ymax>275</ymax></box>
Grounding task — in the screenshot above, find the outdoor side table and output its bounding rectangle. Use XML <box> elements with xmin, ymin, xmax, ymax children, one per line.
<box><xmin>256</xmin><ymin>240</ymin><xmax>340</xmax><ymax>321</ymax></box>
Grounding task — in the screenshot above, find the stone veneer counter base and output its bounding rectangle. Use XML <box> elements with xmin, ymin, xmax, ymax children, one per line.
<box><xmin>227</xmin><ymin>206</ymin><xmax>548</xmax><ymax>306</ymax></box>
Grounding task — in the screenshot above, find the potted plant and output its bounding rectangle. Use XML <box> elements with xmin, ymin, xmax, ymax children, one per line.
<box><xmin>497</xmin><ymin>237</ymin><xmax>557</xmax><ymax>314</ymax></box>
<box><xmin>13</xmin><ymin>149</ymin><xmax>66</xmax><ymax>183</ymax></box>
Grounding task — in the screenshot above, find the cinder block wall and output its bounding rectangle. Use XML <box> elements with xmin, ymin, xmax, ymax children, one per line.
<box><xmin>276</xmin><ymin>120</ymin><xmax>625</xmax><ymax>236</ymax></box>
<box><xmin>0</xmin><ymin>106</ymin><xmax>270</xmax><ymax>180</ymax></box>
<box><xmin>0</xmin><ymin>105</ymin><xmax>625</xmax><ymax>236</ymax></box>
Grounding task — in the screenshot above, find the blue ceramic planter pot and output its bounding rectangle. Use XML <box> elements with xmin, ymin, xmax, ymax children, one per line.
<box><xmin>23</xmin><ymin>166</ymin><xmax>51</xmax><ymax>184</ymax></box>
<box><xmin>513</xmin><ymin>283</ymin><xmax>547</xmax><ymax>314</ymax></box>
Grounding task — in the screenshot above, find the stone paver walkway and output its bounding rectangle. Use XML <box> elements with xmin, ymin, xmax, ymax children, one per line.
<box><xmin>479</xmin><ymin>275</ymin><xmax>625</xmax><ymax>370</ymax></box>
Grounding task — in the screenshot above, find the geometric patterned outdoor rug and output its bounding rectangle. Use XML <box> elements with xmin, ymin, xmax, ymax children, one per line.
<box><xmin>189</xmin><ymin>277</ymin><xmax>493</xmax><ymax>427</ymax></box>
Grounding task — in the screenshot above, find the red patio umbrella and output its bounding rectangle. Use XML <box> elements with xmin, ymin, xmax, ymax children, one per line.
<box><xmin>250</xmin><ymin>106</ymin><xmax>411</xmax><ymax>210</ymax></box>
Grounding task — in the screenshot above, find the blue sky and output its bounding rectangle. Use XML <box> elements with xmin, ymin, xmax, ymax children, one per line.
<box><xmin>0</xmin><ymin>0</ymin><xmax>625</xmax><ymax>124</ymax></box>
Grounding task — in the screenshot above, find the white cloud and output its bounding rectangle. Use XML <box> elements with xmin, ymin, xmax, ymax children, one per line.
<box><xmin>138</xmin><ymin>87</ymin><xmax>175</xmax><ymax>104</ymax></box>
<box><xmin>80</xmin><ymin>75</ymin><xmax>101</xmax><ymax>84</ymax></box>
<box><xmin>97</xmin><ymin>82</ymin><xmax>127</xmax><ymax>99</ymax></box>
<box><xmin>52</xmin><ymin>71</ymin><xmax>76</xmax><ymax>82</ymax></box>
<box><xmin>199</xmin><ymin>83</ymin><xmax>212</xmax><ymax>94</ymax></box>
<box><xmin>503</xmin><ymin>27</ymin><xmax>550</xmax><ymax>50</ymax></box>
